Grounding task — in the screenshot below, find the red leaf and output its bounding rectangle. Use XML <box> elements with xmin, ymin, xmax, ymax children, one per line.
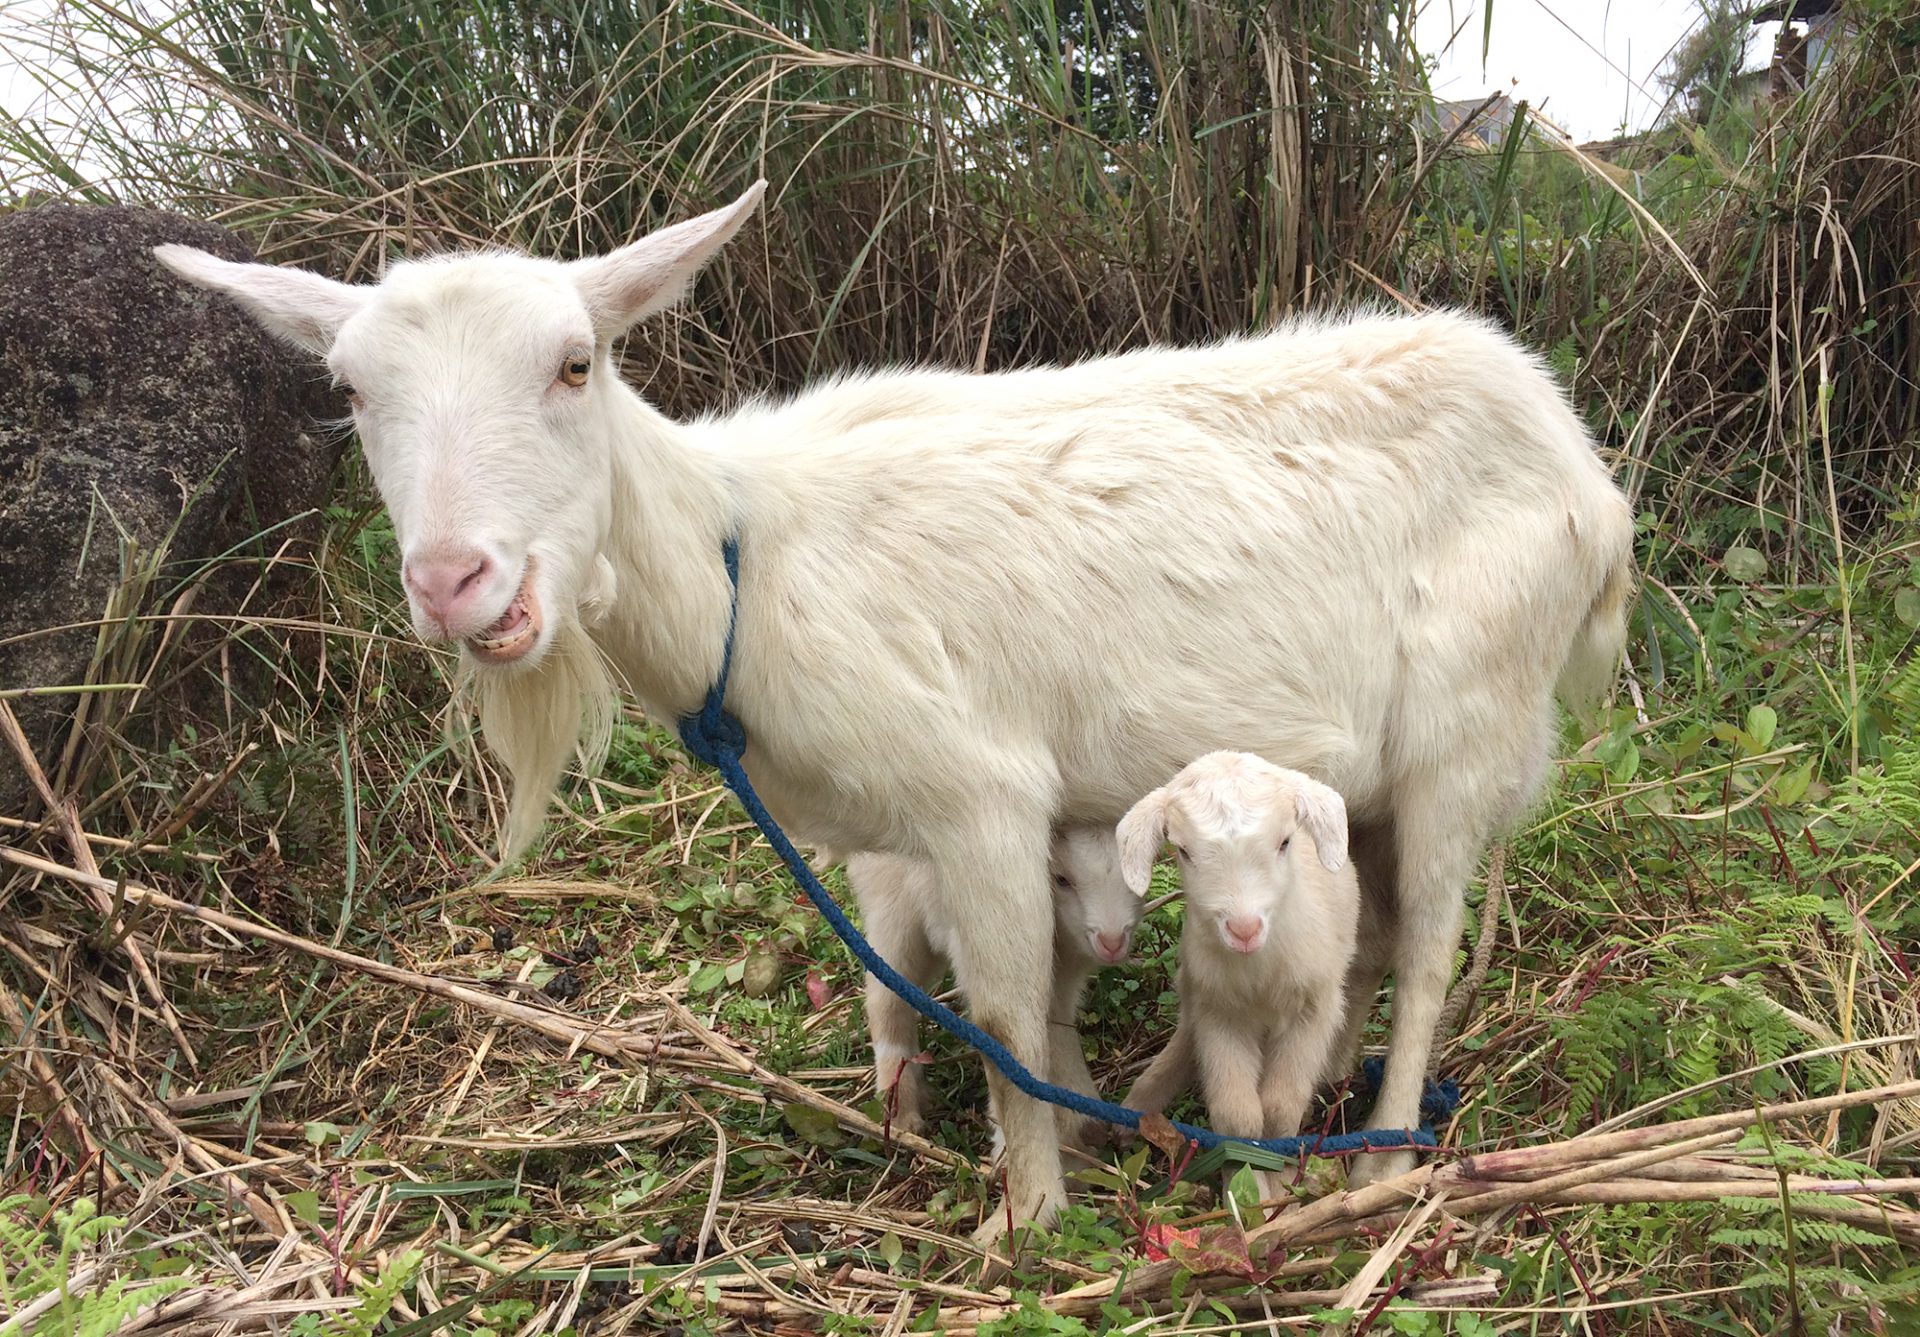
<box><xmin>1166</xmin><ymin>1223</ymin><xmax>1259</xmax><ymax>1280</ymax></box>
<box><xmin>1140</xmin><ymin>1222</ymin><xmax>1198</xmax><ymax>1263</ymax></box>
<box><xmin>805</xmin><ymin>971</ymin><xmax>833</xmax><ymax>1011</ymax></box>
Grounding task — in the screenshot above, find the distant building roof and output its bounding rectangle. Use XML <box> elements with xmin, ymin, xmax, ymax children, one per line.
<box><xmin>1425</xmin><ymin>93</ymin><xmax>1563</xmax><ymax>149</ymax></box>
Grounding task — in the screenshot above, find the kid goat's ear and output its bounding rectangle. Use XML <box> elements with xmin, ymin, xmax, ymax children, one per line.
<box><xmin>1294</xmin><ymin>777</ymin><xmax>1350</xmax><ymax>872</ymax></box>
<box><xmin>1115</xmin><ymin>787</ymin><xmax>1170</xmax><ymax>897</ymax></box>
<box><xmin>571</xmin><ymin>179</ymin><xmax>768</xmax><ymax>337</ymax></box>
<box><xmin>153</xmin><ymin>245</ymin><xmax>366</xmax><ymax>357</ymax></box>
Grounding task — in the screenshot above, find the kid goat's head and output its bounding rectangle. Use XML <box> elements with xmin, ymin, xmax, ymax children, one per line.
<box><xmin>1117</xmin><ymin>752</ymin><xmax>1349</xmax><ymax>956</ymax></box>
<box><xmin>153</xmin><ymin>183</ymin><xmax>767</xmax><ymax>669</ymax></box>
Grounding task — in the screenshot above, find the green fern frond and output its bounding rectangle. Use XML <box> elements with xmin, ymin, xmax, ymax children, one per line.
<box><xmin>71</xmin><ymin>1276</ymin><xmax>195</xmax><ymax>1337</ymax></box>
<box><xmin>320</xmin><ymin>1248</ymin><xmax>423</xmax><ymax>1337</ymax></box>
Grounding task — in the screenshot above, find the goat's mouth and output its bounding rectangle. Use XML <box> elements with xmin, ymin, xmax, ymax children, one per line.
<box><xmin>467</xmin><ymin>572</ymin><xmax>542</xmax><ymax>665</ymax></box>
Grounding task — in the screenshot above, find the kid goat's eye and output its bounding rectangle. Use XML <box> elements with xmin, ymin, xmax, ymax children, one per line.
<box><xmin>335</xmin><ymin>382</ymin><xmax>361</xmax><ymax>408</ymax></box>
<box><xmin>1052</xmin><ymin>872</ymin><xmax>1072</xmax><ymax>890</ymax></box>
<box><xmin>558</xmin><ymin>354</ymin><xmax>592</xmax><ymax>387</ymax></box>
<box><xmin>1174</xmin><ymin>845</ymin><xmax>1190</xmax><ymax>861</ymax></box>
<box><xmin>1278</xmin><ymin>836</ymin><xmax>1292</xmax><ymax>855</ymax></box>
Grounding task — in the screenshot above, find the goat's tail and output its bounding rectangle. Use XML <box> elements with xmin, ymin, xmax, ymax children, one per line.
<box><xmin>1556</xmin><ymin>538</ymin><xmax>1638</xmax><ymax>720</ymax></box>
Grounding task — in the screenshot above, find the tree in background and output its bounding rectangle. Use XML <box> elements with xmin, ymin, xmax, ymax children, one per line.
<box><xmin>1659</xmin><ymin>0</ymin><xmax>1753</xmax><ymax>124</ymax></box>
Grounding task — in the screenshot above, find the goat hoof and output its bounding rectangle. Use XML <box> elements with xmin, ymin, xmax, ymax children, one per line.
<box><xmin>969</xmin><ymin>1188</ymin><xmax>1066</xmax><ymax>1255</ymax></box>
<box><xmin>1346</xmin><ymin>1148</ymin><xmax>1419</xmax><ymax>1189</ymax></box>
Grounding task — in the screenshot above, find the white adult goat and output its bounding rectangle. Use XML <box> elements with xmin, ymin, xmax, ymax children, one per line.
<box><xmin>154</xmin><ymin>180</ymin><xmax>1634</xmax><ymax>1242</ymax></box>
<box><xmin>853</xmin><ymin>827</ymin><xmax>1142</xmax><ymax>1147</ymax></box>
<box><xmin>1118</xmin><ymin>752</ymin><xmax>1360</xmax><ymax>1204</ymax></box>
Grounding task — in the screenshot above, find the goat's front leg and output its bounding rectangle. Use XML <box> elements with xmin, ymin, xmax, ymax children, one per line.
<box><xmin>1193</xmin><ymin>1023</ymin><xmax>1273</xmax><ymax>1207</ymax></box>
<box><xmin>1256</xmin><ymin>1000</ymin><xmax>1346</xmax><ymax>1205</ymax></box>
<box><xmin>934</xmin><ymin>821</ymin><xmax>1067</xmax><ymax>1249</ymax></box>
<box><xmin>1121</xmin><ymin>1008</ymin><xmax>1195</xmax><ymax>1126</ymax></box>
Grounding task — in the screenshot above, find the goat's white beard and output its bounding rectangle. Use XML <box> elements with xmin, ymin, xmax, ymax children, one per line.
<box><xmin>461</xmin><ymin>620</ymin><xmax>620</xmax><ymax>861</ymax></box>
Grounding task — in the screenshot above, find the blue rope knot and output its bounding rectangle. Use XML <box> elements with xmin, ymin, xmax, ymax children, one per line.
<box><xmin>677</xmin><ymin>702</ymin><xmax>746</xmax><ymax>771</ymax></box>
<box><xmin>673</xmin><ymin>536</ymin><xmax>1449</xmax><ymax>1160</ymax></box>
<box><xmin>676</xmin><ymin>537</ymin><xmax>748</xmax><ymax>771</ymax></box>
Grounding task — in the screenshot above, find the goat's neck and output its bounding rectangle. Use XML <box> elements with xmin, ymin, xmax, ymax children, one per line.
<box><xmin>591</xmin><ymin>387</ymin><xmax>735</xmax><ymax>720</ymax></box>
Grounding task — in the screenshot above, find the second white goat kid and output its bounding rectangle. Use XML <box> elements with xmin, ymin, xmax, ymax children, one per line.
<box><xmin>854</xmin><ymin>827</ymin><xmax>1142</xmax><ymax>1147</ymax></box>
<box><xmin>155</xmin><ymin>184</ymin><xmax>1634</xmax><ymax>1241</ymax></box>
<box><xmin>1119</xmin><ymin>753</ymin><xmax>1360</xmax><ymax>1202</ymax></box>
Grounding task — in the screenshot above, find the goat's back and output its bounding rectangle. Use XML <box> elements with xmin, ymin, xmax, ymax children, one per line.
<box><xmin>719</xmin><ymin>309</ymin><xmax>1632</xmax><ymax>839</ymax></box>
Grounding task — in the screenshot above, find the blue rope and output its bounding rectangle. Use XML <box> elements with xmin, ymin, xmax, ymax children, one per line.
<box><xmin>676</xmin><ymin>537</ymin><xmax>1452</xmax><ymax>1158</ymax></box>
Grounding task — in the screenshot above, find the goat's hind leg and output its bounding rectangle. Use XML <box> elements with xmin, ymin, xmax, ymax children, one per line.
<box><xmin>1346</xmin><ymin>776</ymin><xmax>1484</xmax><ymax>1189</ymax></box>
<box><xmin>934</xmin><ymin>821</ymin><xmax>1068</xmax><ymax>1248</ymax></box>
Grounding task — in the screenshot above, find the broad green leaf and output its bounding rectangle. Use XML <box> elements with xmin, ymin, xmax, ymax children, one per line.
<box><xmin>1775</xmin><ymin>760</ymin><xmax>1815</xmax><ymax>805</ymax></box>
<box><xmin>1606</xmin><ymin>739</ymin><xmax>1640</xmax><ymax>782</ymax></box>
<box><xmin>1722</xmin><ymin>545</ymin><xmax>1767</xmax><ymax>582</ymax></box>
<box><xmin>878</xmin><ymin>1230</ymin><xmax>903</xmax><ymax>1269</ymax></box>
<box><xmin>1746</xmin><ymin>705</ymin><xmax>1778</xmax><ymax>750</ymax></box>
<box><xmin>781</xmin><ymin>1103</ymin><xmax>845</xmax><ymax>1147</ymax></box>
<box><xmin>1896</xmin><ymin>585</ymin><xmax>1920</xmax><ymax>627</ymax></box>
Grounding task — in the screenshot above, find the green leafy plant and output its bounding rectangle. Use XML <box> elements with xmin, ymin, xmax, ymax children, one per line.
<box><xmin>0</xmin><ymin>1197</ymin><xmax>192</xmax><ymax>1337</ymax></box>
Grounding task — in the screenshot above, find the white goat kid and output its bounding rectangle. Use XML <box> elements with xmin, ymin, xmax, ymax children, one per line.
<box><xmin>154</xmin><ymin>182</ymin><xmax>1634</xmax><ymax>1240</ymax></box>
<box><xmin>854</xmin><ymin>827</ymin><xmax>1141</xmax><ymax>1148</ymax></box>
<box><xmin>1118</xmin><ymin>753</ymin><xmax>1360</xmax><ymax>1204</ymax></box>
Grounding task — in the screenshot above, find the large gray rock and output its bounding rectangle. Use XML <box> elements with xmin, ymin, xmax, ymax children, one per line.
<box><xmin>0</xmin><ymin>205</ymin><xmax>342</xmax><ymax>813</ymax></box>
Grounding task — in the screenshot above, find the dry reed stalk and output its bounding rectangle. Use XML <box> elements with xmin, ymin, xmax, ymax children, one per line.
<box><xmin>1037</xmin><ymin>1078</ymin><xmax>1920</xmax><ymax>1312</ymax></box>
<box><xmin>0</xmin><ymin>700</ymin><xmax>197</xmax><ymax>1067</ymax></box>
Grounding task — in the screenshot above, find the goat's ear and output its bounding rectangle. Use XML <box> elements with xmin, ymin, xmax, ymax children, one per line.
<box><xmin>1294</xmin><ymin>778</ymin><xmax>1350</xmax><ymax>873</ymax></box>
<box><xmin>153</xmin><ymin>246</ymin><xmax>364</xmax><ymax>357</ymax></box>
<box><xmin>1115</xmin><ymin>788</ymin><xmax>1169</xmax><ymax>897</ymax></box>
<box><xmin>572</xmin><ymin>180</ymin><xmax>767</xmax><ymax>336</ymax></box>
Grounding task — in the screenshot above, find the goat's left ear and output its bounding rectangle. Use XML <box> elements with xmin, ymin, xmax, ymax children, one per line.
<box><xmin>1294</xmin><ymin>778</ymin><xmax>1350</xmax><ymax>873</ymax></box>
<box><xmin>153</xmin><ymin>246</ymin><xmax>366</xmax><ymax>357</ymax></box>
<box><xmin>572</xmin><ymin>180</ymin><xmax>767</xmax><ymax>336</ymax></box>
<box><xmin>1115</xmin><ymin>788</ymin><xmax>1170</xmax><ymax>897</ymax></box>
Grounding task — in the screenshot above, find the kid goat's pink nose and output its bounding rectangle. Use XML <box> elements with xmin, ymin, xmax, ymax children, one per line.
<box><xmin>1095</xmin><ymin>931</ymin><xmax>1129</xmax><ymax>961</ymax></box>
<box><xmin>1224</xmin><ymin>914</ymin><xmax>1265</xmax><ymax>951</ymax></box>
<box><xmin>403</xmin><ymin>549</ymin><xmax>493</xmax><ymax>634</ymax></box>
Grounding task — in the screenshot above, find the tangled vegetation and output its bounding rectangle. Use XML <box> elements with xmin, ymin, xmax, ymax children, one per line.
<box><xmin>2</xmin><ymin>0</ymin><xmax>1919</xmax><ymax>1331</ymax></box>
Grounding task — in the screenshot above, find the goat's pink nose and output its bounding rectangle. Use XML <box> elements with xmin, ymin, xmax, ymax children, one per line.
<box><xmin>1095</xmin><ymin>931</ymin><xmax>1129</xmax><ymax>961</ymax></box>
<box><xmin>403</xmin><ymin>549</ymin><xmax>493</xmax><ymax>632</ymax></box>
<box><xmin>1224</xmin><ymin>914</ymin><xmax>1265</xmax><ymax>950</ymax></box>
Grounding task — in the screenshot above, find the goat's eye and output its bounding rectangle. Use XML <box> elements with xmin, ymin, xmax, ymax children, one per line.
<box><xmin>1278</xmin><ymin>836</ymin><xmax>1292</xmax><ymax>856</ymax></box>
<box><xmin>1052</xmin><ymin>872</ymin><xmax>1073</xmax><ymax>891</ymax></box>
<box><xmin>1174</xmin><ymin>845</ymin><xmax>1190</xmax><ymax>861</ymax></box>
<box><xmin>558</xmin><ymin>354</ymin><xmax>591</xmax><ymax>388</ymax></box>
<box><xmin>336</xmin><ymin>383</ymin><xmax>362</xmax><ymax>409</ymax></box>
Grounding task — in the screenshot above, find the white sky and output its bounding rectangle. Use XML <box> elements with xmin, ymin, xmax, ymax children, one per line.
<box><xmin>1418</xmin><ymin>0</ymin><xmax>1770</xmax><ymax>142</ymax></box>
<box><xmin>3</xmin><ymin>1</ymin><xmax>1773</xmax><ymax>166</ymax></box>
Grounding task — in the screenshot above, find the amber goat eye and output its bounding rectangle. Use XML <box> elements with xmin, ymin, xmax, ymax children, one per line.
<box><xmin>559</xmin><ymin>357</ymin><xmax>591</xmax><ymax>388</ymax></box>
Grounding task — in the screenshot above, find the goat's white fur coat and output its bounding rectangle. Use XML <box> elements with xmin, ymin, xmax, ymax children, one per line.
<box><xmin>156</xmin><ymin>181</ymin><xmax>1636</xmax><ymax>1241</ymax></box>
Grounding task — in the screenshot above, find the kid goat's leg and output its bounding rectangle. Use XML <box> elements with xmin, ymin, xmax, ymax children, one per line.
<box><xmin>1122</xmin><ymin>1015</ymin><xmax>1195</xmax><ymax>1124</ymax></box>
<box><xmin>1047</xmin><ymin>961</ymin><xmax>1106</xmax><ymax>1149</ymax></box>
<box><xmin>1258</xmin><ymin>1002</ymin><xmax>1345</xmax><ymax>1204</ymax></box>
<box><xmin>859</xmin><ymin>867</ymin><xmax>943</xmax><ymax>1136</ymax></box>
<box><xmin>935</xmin><ymin>819</ymin><xmax>1068</xmax><ymax>1248</ymax></box>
